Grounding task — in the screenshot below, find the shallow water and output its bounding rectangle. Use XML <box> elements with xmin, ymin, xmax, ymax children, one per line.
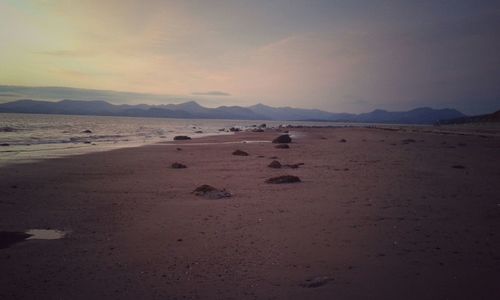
<box><xmin>26</xmin><ymin>229</ymin><xmax>66</xmax><ymax>240</ymax></box>
<box><xmin>0</xmin><ymin>113</ymin><xmax>351</xmax><ymax>166</ymax></box>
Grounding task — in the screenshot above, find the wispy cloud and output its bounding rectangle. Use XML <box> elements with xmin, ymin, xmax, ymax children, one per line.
<box><xmin>192</xmin><ymin>91</ymin><xmax>231</xmax><ymax>96</ymax></box>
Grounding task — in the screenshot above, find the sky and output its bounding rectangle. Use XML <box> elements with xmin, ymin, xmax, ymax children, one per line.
<box><xmin>0</xmin><ymin>0</ymin><xmax>499</xmax><ymax>114</ymax></box>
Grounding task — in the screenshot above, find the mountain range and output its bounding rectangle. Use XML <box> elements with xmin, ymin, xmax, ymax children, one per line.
<box><xmin>0</xmin><ymin>99</ymin><xmax>467</xmax><ymax>124</ymax></box>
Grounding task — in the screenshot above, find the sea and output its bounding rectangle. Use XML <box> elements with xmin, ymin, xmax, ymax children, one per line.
<box><xmin>0</xmin><ymin>113</ymin><xmax>350</xmax><ymax>166</ymax></box>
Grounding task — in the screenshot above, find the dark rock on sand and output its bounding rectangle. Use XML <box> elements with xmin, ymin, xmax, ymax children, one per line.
<box><xmin>0</xmin><ymin>143</ymin><xmax>10</xmax><ymax>147</ymax></box>
<box><xmin>268</xmin><ymin>160</ymin><xmax>282</xmax><ymax>168</ymax></box>
<box><xmin>275</xmin><ymin>144</ymin><xmax>290</xmax><ymax>149</ymax></box>
<box><xmin>229</xmin><ymin>127</ymin><xmax>241</xmax><ymax>132</ymax></box>
<box><xmin>0</xmin><ymin>126</ymin><xmax>16</xmax><ymax>132</ymax></box>
<box><xmin>402</xmin><ymin>139</ymin><xmax>416</xmax><ymax>144</ymax></box>
<box><xmin>232</xmin><ymin>150</ymin><xmax>249</xmax><ymax>156</ymax></box>
<box><xmin>272</xmin><ymin>134</ymin><xmax>292</xmax><ymax>144</ymax></box>
<box><xmin>252</xmin><ymin>128</ymin><xmax>264</xmax><ymax>132</ymax></box>
<box><xmin>192</xmin><ymin>185</ymin><xmax>232</xmax><ymax>199</ymax></box>
<box><xmin>0</xmin><ymin>231</ymin><xmax>33</xmax><ymax>249</ymax></box>
<box><xmin>171</xmin><ymin>162</ymin><xmax>187</xmax><ymax>169</ymax></box>
<box><xmin>176</xmin><ymin>147</ymin><xmax>182</xmax><ymax>151</ymax></box>
<box><xmin>195</xmin><ymin>131</ymin><xmax>203</xmax><ymax>133</ymax></box>
<box><xmin>452</xmin><ymin>165</ymin><xmax>466</xmax><ymax>169</ymax></box>
<box><xmin>339</xmin><ymin>139</ymin><xmax>347</xmax><ymax>143</ymax></box>
<box><xmin>174</xmin><ymin>136</ymin><xmax>191</xmax><ymax>140</ymax></box>
<box><xmin>81</xmin><ymin>129</ymin><xmax>92</xmax><ymax>134</ymax></box>
<box><xmin>259</xmin><ymin>123</ymin><xmax>267</xmax><ymax>128</ymax></box>
<box><xmin>266</xmin><ymin>175</ymin><xmax>301</xmax><ymax>184</ymax></box>
<box><xmin>301</xmin><ymin>276</ymin><xmax>333</xmax><ymax>288</ymax></box>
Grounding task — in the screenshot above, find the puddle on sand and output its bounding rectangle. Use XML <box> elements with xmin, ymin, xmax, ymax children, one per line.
<box><xmin>26</xmin><ymin>229</ymin><xmax>66</xmax><ymax>240</ymax></box>
<box><xmin>0</xmin><ymin>229</ymin><xmax>66</xmax><ymax>249</ymax></box>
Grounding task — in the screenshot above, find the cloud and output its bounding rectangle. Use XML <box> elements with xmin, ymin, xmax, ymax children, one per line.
<box><xmin>191</xmin><ymin>91</ymin><xmax>231</xmax><ymax>96</ymax></box>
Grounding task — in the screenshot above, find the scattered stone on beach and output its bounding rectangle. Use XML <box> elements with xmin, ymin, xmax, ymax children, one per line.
<box><xmin>266</xmin><ymin>175</ymin><xmax>301</xmax><ymax>184</ymax></box>
<box><xmin>270</xmin><ymin>156</ymin><xmax>278</xmax><ymax>159</ymax></box>
<box><xmin>194</xmin><ymin>131</ymin><xmax>203</xmax><ymax>133</ymax></box>
<box><xmin>176</xmin><ymin>147</ymin><xmax>182</xmax><ymax>151</ymax></box>
<box><xmin>275</xmin><ymin>144</ymin><xmax>290</xmax><ymax>149</ymax></box>
<box><xmin>232</xmin><ymin>149</ymin><xmax>249</xmax><ymax>156</ymax></box>
<box><xmin>259</xmin><ymin>123</ymin><xmax>267</xmax><ymax>128</ymax></box>
<box><xmin>272</xmin><ymin>134</ymin><xmax>292</xmax><ymax>144</ymax></box>
<box><xmin>229</xmin><ymin>127</ymin><xmax>241</xmax><ymax>132</ymax></box>
<box><xmin>0</xmin><ymin>126</ymin><xmax>16</xmax><ymax>132</ymax></box>
<box><xmin>452</xmin><ymin>165</ymin><xmax>466</xmax><ymax>169</ymax></box>
<box><xmin>174</xmin><ymin>135</ymin><xmax>191</xmax><ymax>140</ymax></box>
<box><xmin>300</xmin><ymin>276</ymin><xmax>333</xmax><ymax>288</ymax></box>
<box><xmin>0</xmin><ymin>231</ymin><xmax>33</xmax><ymax>249</ymax></box>
<box><xmin>402</xmin><ymin>139</ymin><xmax>416</xmax><ymax>144</ymax></box>
<box><xmin>81</xmin><ymin>129</ymin><xmax>92</xmax><ymax>134</ymax></box>
<box><xmin>192</xmin><ymin>185</ymin><xmax>232</xmax><ymax>199</ymax></box>
<box><xmin>268</xmin><ymin>160</ymin><xmax>282</xmax><ymax>168</ymax></box>
<box><xmin>0</xmin><ymin>143</ymin><xmax>10</xmax><ymax>147</ymax></box>
<box><xmin>339</xmin><ymin>139</ymin><xmax>347</xmax><ymax>143</ymax></box>
<box><xmin>171</xmin><ymin>162</ymin><xmax>187</xmax><ymax>169</ymax></box>
<box><xmin>252</xmin><ymin>128</ymin><xmax>264</xmax><ymax>132</ymax></box>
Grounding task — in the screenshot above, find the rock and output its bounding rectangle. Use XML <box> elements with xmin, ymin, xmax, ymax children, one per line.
<box><xmin>275</xmin><ymin>144</ymin><xmax>290</xmax><ymax>149</ymax></box>
<box><xmin>232</xmin><ymin>150</ymin><xmax>249</xmax><ymax>156</ymax></box>
<box><xmin>192</xmin><ymin>185</ymin><xmax>232</xmax><ymax>199</ymax></box>
<box><xmin>0</xmin><ymin>126</ymin><xmax>16</xmax><ymax>132</ymax></box>
<box><xmin>174</xmin><ymin>135</ymin><xmax>191</xmax><ymax>140</ymax></box>
<box><xmin>218</xmin><ymin>128</ymin><xmax>225</xmax><ymax>131</ymax></box>
<box><xmin>83</xmin><ymin>141</ymin><xmax>91</xmax><ymax>144</ymax></box>
<box><xmin>229</xmin><ymin>127</ymin><xmax>241</xmax><ymax>132</ymax></box>
<box><xmin>171</xmin><ymin>162</ymin><xmax>187</xmax><ymax>169</ymax></box>
<box><xmin>195</xmin><ymin>131</ymin><xmax>203</xmax><ymax>133</ymax></box>
<box><xmin>339</xmin><ymin>139</ymin><xmax>347</xmax><ymax>143</ymax></box>
<box><xmin>0</xmin><ymin>143</ymin><xmax>10</xmax><ymax>147</ymax></box>
<box><xmin>252</xmin><ymin>128</ymin><xmax>264</xmax><ymax>132</ymax></box>
<box><xmin>452</xmin><ymin>165</ymin><xmax>466</xmax><ymax>169</ymax></box>
<box><xmin>402</xmin><ymin>139</ymin><xmax>416</xmax><ymax>144</ymax></box>
<box><xmin>301</xmin><ymin>276</ymin><xmax>332</xmax><ymax>288</ymax></box>
<box><xmin>81</xmin><ymin>129</ymin><xmax>92</xmax><ymax>133</ymax></box>
<box><xmin>259</xmin><ymin>123</ymin><xmax>267</xmax><ymax>128</ymax></box>
<box><xmin>176</xmin><ymin>147</ymin><xmax>182</xmax><ymax>151</ymax></box>
<box><xmin>268</xmin><ymin>160</ymin><xmax>282</xmax><ymax>168</ymax></box>
<box><xmin>265</xmin><ymin>175</ymin><xmax>301</xmax><ymax>184</ymax></box>
<box><xmin>272</xmin><ymin>134</ymin><xmax>292</xmax><ymax>144</ymax></box>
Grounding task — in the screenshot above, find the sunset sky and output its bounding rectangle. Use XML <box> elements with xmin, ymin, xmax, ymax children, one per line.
<box><xmin>1</xmin><ymin>0</ymin><xmax>499</xmax><ymax>114</ymax></box>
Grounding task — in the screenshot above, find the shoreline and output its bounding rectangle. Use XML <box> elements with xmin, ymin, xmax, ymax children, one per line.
<box><xmin>1</xmin><ymin>127</ymin><xmax>499</xmax><ymax>299</ymax></box>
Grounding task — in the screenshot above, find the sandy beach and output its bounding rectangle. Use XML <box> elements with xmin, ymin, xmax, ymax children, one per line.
<box><xmin>1</xmin><ymin>127</ymin><xmax>499</xmax><ymax>299</ymax></box>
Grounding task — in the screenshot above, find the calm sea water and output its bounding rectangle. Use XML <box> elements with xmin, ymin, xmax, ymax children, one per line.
<box><xmin>0</xmin><ymin>113</ymin><xmax>349</xmax><ymax>166</ymax></box>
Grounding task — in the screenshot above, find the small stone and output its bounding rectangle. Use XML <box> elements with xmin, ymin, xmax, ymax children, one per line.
<box><xmin>265</xmin><ymin>175</ymin><xmax>301</xmax><ymax>184</ymax></box>
<box><xmin>174</xmin><ymin>136</ymin><xmax>191</xmax><ymax>140</ymax></box>
<box><xmin>192</xmin><ymin>185</ymin><xmax>232</xmax><ymax>199</ymax></box>
<box><xmin>171</xmin><ymin>162</ymin><xmax>187</xmax><ymax>169</ymax></box>
<box><xmin>232</xmin><ymin>150</ymin><xmax>249</xmax><ymax>156</ymax></box>
<box><xmin>402</xmin><ymin>139</ymin><xmax>416</xmax><ymax>144</ymax></box>
<box><xmin>339</xmin><ymin>139</ymin><xmax>347</xmax><ymax>143</ymax></box>
<box><xmin>268</xmin><ymin>160</ymin><xmax>282</xmax><ymax>168</ymax></box>
<box><xmin>301</xmin><ymin>276</ymin><xmax>332</xmax><ymax>288</ymax></box>
<box><xmin>272</xmin><ymin>134</ymin><xmax>292</xmax><ymax>144</ymax></box>
<box><xmin>81</xmin><ymin>129</ymin><xmax>92</xmax><ymax>133</ymax></box>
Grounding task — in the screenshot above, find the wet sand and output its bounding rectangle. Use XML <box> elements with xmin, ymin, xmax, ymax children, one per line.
<box><xmin>1</xmin><ymin>127</ymin><xmax>499</xmax><ymax>299</ymax></box>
